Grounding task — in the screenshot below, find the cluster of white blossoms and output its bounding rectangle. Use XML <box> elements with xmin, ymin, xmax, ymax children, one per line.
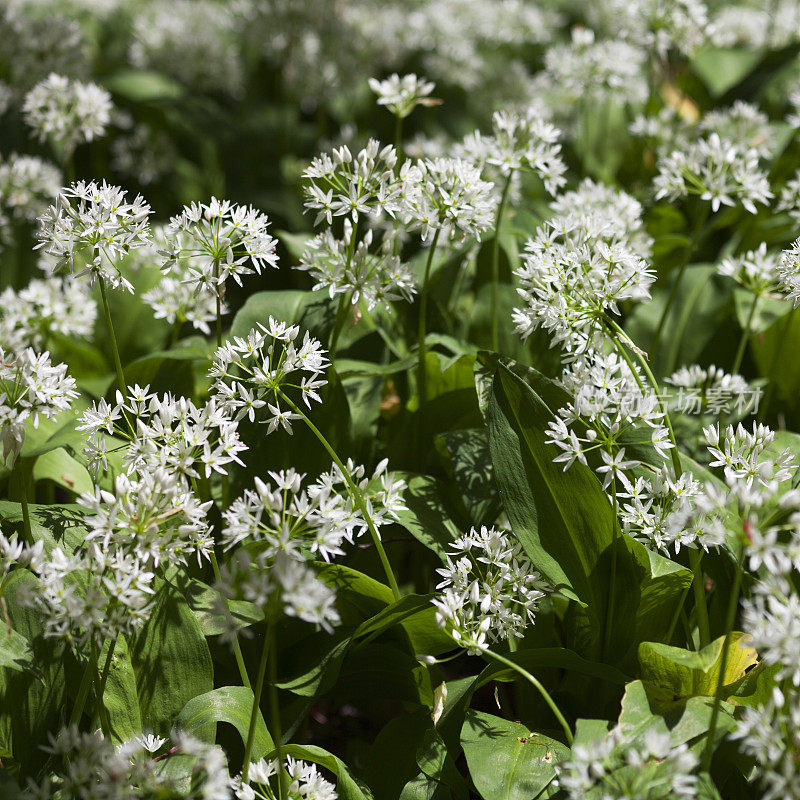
<box><xmin>78</xmin><ymin>467</ymin><xmax>215</xmax><ymax>568</ymax></box>
<box><xmin>718</xmin><ymin>242</ymin><xmax>782</xmax><ymax>296</ymax></box>
<box><xmin>700</xmin><ymin>100</ymin><xmax>777</xmax><ymax>157</ymax></box>
<box><xmin>22</xmin><ymin>73</ymin><xmax>112</xmax><ymax>156</ymax></box>
<box><xmin>512</xmin><ymin>213</ymin><xmax>655</xmax><ymax>353</ymax></box>
<box><xmin>777</xmin><ymin>168</ymin><xmax>800</xmax><ymax>223</ymax></box>
<box><xmin>160</xmin><ymin>198</ymin><xmax>279</xmax><ymax>298</ymax></box>
<box><xmin>233</xmin><ymin>756</ymin><xmax>338</xmax><ymax>800</ymax></box>
<box><xmin>556</xmin><ymin>721</ymin><xmax>699</xmax><ymax>800</ymax></box>
<box><xmin>369</xmin><ymin>72</ymin><xmax>436</xmax><ymax>119</ymax></box>
<box><xmin>36</xmin><ymin>181</ymin><xmax>152</xmax><ymax>291</ymax></box>
<box><xmin>209</xmin><ymin>319</ymin><xmax>329</xmax><ymax>433</ymax></box>
<box><xmin>77</xmin><ymin>385</ymin><xmax>247</xmax><ymax>479</ymax></box>
<box><xmin>653</xmin><ymin>132</ymin><xmax>773</xmax><ymax>213</ymax></box>
<box><xmin>432</xmin><ymin>526</ymin><xmax>549</xmax><ymax>653</ymax></box>
<box><xmin>299</xmin><ymin>223</ymin><xmax>416</xmax><ymax>312</ymax></box>
<box><xmin>549</xmin><ymin>179</ymin><xmax>653</xmax><ymax>260</ymax></box>
<box><xmin>0</xmin><ymin>276</ymin><xmax>97</xmax><ymax>351</ymax></box>
<box><xmin>469</xmin><ymin>107</ymin><xmax>567</xmax><ymax>196</ymax></box>
<box><xmin>20</xmin><ymin>544</ymin><xmax>155</xmax><ymax>648</ymax></box>
<box><xmin>777</xmin><ymin>237</ymin><xmax>800</xmax><ymax>306</ymax></box>
<box><xmin>303</xmin><ymin>140</ymin><xmax>400</xmax><ymax>226</ymax></box>
<box><xmin>0</xmin><ymin>154</ymin><xmax>61</xmax><ymax>227</ymax></box>
<box><xmin>666</xmin><ymin>364</ymin><xmax>755</xmax><ymax>417</ymax></box>
<box><xmin>0</xmin><ymin>346</ymin><xmax>78</xmax><ymax>463</ymax></box>
<box><xmin>398</xmin><ymin>157</ymin><xmax>495</xmax><ymax>243</ymax></box>
<box><xmin>27</xmin><ymin>727</ymin><xmax>231</xmax><ymax>800</ymax></box>
<box><xmin>546</xmin><ymin>351</ymin><xmax>673</xmax><ymax>490</ymax></box>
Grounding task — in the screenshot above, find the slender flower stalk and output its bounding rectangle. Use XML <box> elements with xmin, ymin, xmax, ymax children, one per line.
<box><xmin>490</xmin><ymin>174</ymin><xmax>512</xmax><ymax>351</ymax></box>
<box><xmin>278</xmin><ymin>391</ymin><xmax>401</xmax><ymax>600</ymax></box>
<box><xmin>242</xmin><ymin>618</ymin><xmax>272</xmax><ymax>786</ymax></box>
<box><xmin>417</xmin><ymin>229</ymin><xmax>441</xmax><ymax>407</ymax></box>
<box><xmin>98</xmin><ymin>275</ymin><xmax>126</xmax><ymax>392</ymax></box>
<box><xmin>731</xmin><ymin>293</ymin><xmax>760</xmax><ymax>375</ymax></box>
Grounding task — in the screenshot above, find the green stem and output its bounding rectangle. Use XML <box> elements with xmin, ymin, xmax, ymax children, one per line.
<box><xmin>215</xmin><ymin>257</ymin><xmax>223</xmax><ymax>349</ymax></box>
<box><xmin>69</xmin><ymin>647</ymin><xmax>98</xmax><ymax>727</ymax></box>
<box><xmin>394</xmin><ymin>115</ymin><xmax>404</xmax><ymax>166</ymax></box>
<box><xmin>242</xmin><ymin>620</ymin><xmax>271</xmax><ymax>785</ymax></box>
<box><xmin>279</xmin><ymin>392</ymin><xmax>401</xmax><ymax>600</ymax></box>
<box><xmin>483</xmin><ymin>648</ymin><xmax>573</xmax><ymax>745</ymax></box>
<box><xmin>268</xmin><ymin>618</ymin><xmax>288</xmax><ymax>800</ymax></box>
<box><xmin>688</xmin><ymin>549</ymin><xmax>711</xmax><ymax>649</ymax></box>
<box><xmin>602</xmin><ymin>483</ymin><xmax>620</xmax><ymax>662</ymax></box>
<box><xmin>490</xmin><ymin>174</ymin><xmax>513</xmax><ymax>352</ymax></box>
<box><xmin>210</xmin><ymin>550</ymin><xmax>251</xmax><ymax>689</ymax></box>
<box><xmin>98</xmin><ymin>276</ymin><xmax>126</xmax><ymax>393</ymax></box>
<box><xmin>702</xmin><ymin>550</ymin><xmax>745</xmax><ymax>771</ymax></box>
<box><xmin>731</xmin><ymin>293</ymin><xmax>760</xmax><ymax>376</ymax></box>
<box><xmin>665</xmin><ymin>586</ymin><xmax>690</xmax><ymax>645</ymax></box>
<box><xmin>329</xmin><ymin>293</ymin><xmax>350</xmax><ymax>356</ymax></box>
<box><xmin>11</xmin><ymin>460</ymin><xmax>33</xmax><ymax>544</ymax></box>
<box><xmin>417</xmin><ymin>229</ymin><xmax>441</xmax><ymax>407</ymax></box>
<box><xmin>169</xmin><ymin>318</ymin><xmax>183</xmax><ymax>348</ymax></box>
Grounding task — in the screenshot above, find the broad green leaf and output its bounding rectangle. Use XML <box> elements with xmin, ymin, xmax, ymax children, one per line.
<box><xmin>638</xmin><ymin>633</ymin><xmax>757</xmax><ymax>707</ymax></box>
<box><xmin>130</xmin><ymin>580</ymin><xmax>213</xmax><ymax>736</ymax></box>
<box><xmin>105</xmin><ymin>69</ymin><xmax>183</xmax><ymax>100</ymax></box>
<box><xmin>179</xmin><ymin>576</ymin><xmax>262</xmax><ymax>637</ymax></box>
<box><xmin>100</xmin><ymin>635</ymin><xmax>142</xmax><ymax>743</ymax></box>
<box><xmin>691</xmin><ymin>47</ymin><xmax>763</xmax><ymax>97</ymax></box>
<box><xmin>0</xmin><ymin>502</ymin><xmax>87</xmax><ymax>556</ymax></box>
<box><xmin>460</xmin><ymin>710</ymin><xmax>569</xmax><ymax>800</ymax></box>
<box><xmin>281</xmin><ymin>743</ymin><xmax>374</xmax><ymax>800</ymax></box>
<box><xmin>32</xmin><ymin>447</ymin><xmax>92</xmax><ymax>495</ymax></box>
<box><xmin>174</xmin><ymin>685</ymin><xmax>273</xmax><ymax>761</ymax></box>
<box><xmin>0</xmin><ymin>625</ymin><xmax>39</xmax><ymax>677</ymax></box>
<box><xmin>230</xmin><ymin>289</ymin><xmax>335</xmax><ymax>343</ymax></box>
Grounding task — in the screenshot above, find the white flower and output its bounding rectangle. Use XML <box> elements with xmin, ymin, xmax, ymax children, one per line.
<box><xmin>718</xmin><ymin>242</ymin><xmax>782</xmax><ymax>296</ymax></box>
<box><xmin>236</xmin><ymin>755</ymin><xmax>337</xmax><ymax>800</ymax></box>
<box><xmin>0</xmin><ymin>346</ymin><xmax>77</xmax><ymax>464</ymax></box>
<box><xmin>0</xmin><ymin>153</ymin><xmax>61</xmax><ymax>226</ymax></box>
<box><xmin>432</xmin><ymin>526</ymin><xmax>549</xmax><ymax>653</ymax></box>
<box><xmin>654</xmin><ymin>132</ymin><xmax>773</xmax><ymax>214</ymax></box>
<box><xmin>36</xmin><ymin>180</ymin><xmax>152</xmax><ymax>292</ymax></box>
<box><xmin>778</xmin><ymin>237</ymin><xmax>800</xmax><ymax>306</ymax></box>
<box><xmin>666</xmin><ymin>364</ymin><xmax>756</xmax><ymax>417</ymax></box>
<box><xmin>209</xmin><ymin>319</ymin><xmax>328</xmax><ymax>434</ymax></box>
<box><xmin>398</xmin><ymin>157</ymin><xmax>495</xmax><ymax>243</ymax></box>
<box><xmin>22</xmin><ymin>73</ymin><xmax>112</xmax><ymax>155</ymax></box>
<box><xmin>700</xmin><ymin>100</ymin><xmax>776</xmax><ymax>156</ymax></box>
<box><xmin>160</xmin><ymin>198</ymin><xmax>278</xmax><ymax>298</ymax></box>
<box><xmin>369</xmin><ymin>73</ymin><xmax>436</xmax><ymax>119</ymax></box>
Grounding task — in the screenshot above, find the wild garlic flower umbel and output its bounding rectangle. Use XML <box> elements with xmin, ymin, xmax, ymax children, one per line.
<box><xmin>20</xmin><ymin>545</ymin><xmax>155</xmax><ymax>649</ymax></box>
<box><xmin>27</xmin><ymin>728</ymin><xmax>230</xmax><ymax>800</ymax></box>
<box><xmin>0</xmin><ymin>276</ymin><xmax>97</xmax><ymax>351</ymax></box>
<box><xmin>666</xmin><ymin>364</ymin><xmax>756</xmax><ymax>417</ymax></box>
<box><xmin>483</xmin><ymin>108</ymin><xmax>567</xmax><ymax>195</ymax></box>
<box><xmin>653</xmin><ymin>132</ymin><xmax>773</xmax><ymax>213</ymax></box>
<box><xmin>718</xmin><ymin>242</ymin><xmax>782</xmax><ymax>296</ymax></box>
<box><xmin>209</xmin><ymin>319</ymin><xmax>328</xmax><ymax>434</ymax></box>
<box><xmin>549</xmin><ymin>179</ymin><xmax>652</xmax><ymax>260</ymax></box>
<box><xmin>0</xmin><ymin>346</ymin><xmax>77</xmax><ymax>463</ymax></box>
<box><xmin>77</xmin><ymin>385</ymin><xmax>247</xmax><ymax>479</ymax></box>
<box><xmin>0</xmin><ymin>154</ymin><xmax>61</xmax><ymax>226</ymax></box>
<box><xmin>303</xmin><ymin>139</ymin><xmax>400</xmax><ymax>227</ymax></box>
<box><xmin>512</xmin><ymin>214</ymin><xmax>655</xmax><ymax>353</ymax></box>
<box><xmin>556</xmin><ymin>721</ymin><xmax>699</xmax><ymax>800</ymax></box>
<box><xmin>398</xmin><ymin>157</ymin><xmax>495</xmax><ymax>243</ymax></box>
<box><xmin>36</xmin><ymin>180</ymin><xmax>152</xmax><ymax>292</ymax></box>
<box><xmin>234</xmin><ymin>756</ymin><xmax>338</xmax><ymax>800</ymax></box>
<box><xmin>160</xmin><ymin>198</ymin><xmax>278</xmax><ymax>296</ymax></box>
<box><xmin>700</xmin><ymin>100</ymin><xmax>776</xmax><ymax>156</ymax></box>
<box><xmin>432</xmin><ymin>526</ymin><xmax>548</xmax><ymax>654</ymax></box>
<box><xmin>299</xmin><ymin>223</ymin><xmax>416</xmax><ymax>312</ymax></box>
<box><xmin>79</xmin><ymin>468</ymin><xmax>214</xmax><ymax>569</ymax></box>
<box><xmin>369</xmin><ymin>73</ymin><xmax>436</xmax><ymax>119</ymax></box>
<box><xmin>546</xmin><ymin>351</ymin><xmax>673</xmax><ymax>490</ymax></box>
<box><xmin>22</xmin><ymin>73</ymin><xmax>112</xmax><ymax>156</ymax></box>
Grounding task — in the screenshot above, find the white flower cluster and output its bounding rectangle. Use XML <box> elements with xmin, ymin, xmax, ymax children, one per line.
<box><xmin>22</xmin><ymin>73</ymin><xmax>112</xmax><ymax>155</ymax></box>
<box><xmin>234</xmin><ymin>756</ymin><xmax>337</xmax><ymax>800</ymax></box>
<box><xmin>79</xmin><ymin>467</ymin><xmax>215</xmax><ymax>568</ymax></box>
<box><xmin>546</xmin><ymin>351</ymin><xmax>673</xmax><ymax>490</ymax></box>
<box><xmin>160</xmin><ymin>198</ymin><xmax>279</xmax><ymax>298</ymax></box>
<box><xmin>36</xmin><ymin>181</ymin><xmax>152</xmax><ymax>292</ymax></box>
<box><xmin>369</xmin><ymin>73</ymin><xmax>436</xmax><ymax>119</ymax></box>
<box><xmin>432</xmin><ymin>526</ymin><xmax>548</xmax><ymax>654</ymax></box>
<box><xmin>398</xmin><ymin>157</ymin><xmax>495</xmax><ymax>243</ymax></box>
<box><xmin>654</xmin><ymin>132</ymin><xmax>773</xmax><ymax>213</ymax></box>
<box><xmin>549</xmin><ymin>179</ymin><xmax>652</xmax><ymax>260</ymax></box>
<box><xmin>144</xmin><ymin>273</ymin><xmax>225</xmax><ymax>335</ymax></box>
<box><xmin>666</xmin><ymin>364</ymin><xmax>754</xmax><ymax>417</ymax></box>
<box><xmin>718</xmin><ymin>242</ymin><xmax>782</xmax><ymax>296</ymax></box>
<box><xmin>777</xmin><ymin>168</ymin><xmax>800</xmax><ymax>223</ymax></box>
<box><xmin>303</xmin><ymin>140</ymin><xmax>400</xmax><ymax>226</ymax></box>
<box><xmin>0</xmin><ymin>346</ymin><xmax>78</xmax><ymax>463</ymax></box>
<box><xmin>778</xmin><ymin>237</ymin><xmax>800</xmax><ymax>306</ymax></box>
<box><xmin>0</xmin><ymin>276</ymin><xmax>97</xmax><ymax>351</ymax></box>
<box><xmin>475</xmin><ymin>107</ymin><xmax>567</xmax><ymax>196</ymax></box>
<box><xmin>512</xmin><ymin>214</ymin><xmax>655</xmax><ymax>353</ymax></box>
<box><xmin>0</xmin><ymin>154</ymin><xmax>61</xmax><ymax>226</ymax></box>
<box><xmin>700</xmin><ymin>100</ymin><xmax>776</xmax><ymax>156</ymax></box>
<box><xmin>209</xmin><ymin>319</ymin><xmax>328</xmax><ymax>434</ymax></box>
<box><xmin>77</xmin><ymin>385</ymin><xmax>247</xmax><ymax>479</ymax></box>
<box><xmin>556</xmin><ymin>721</ymin><xmax>698</xmax><ymax>800</ymax></box>
<box><xmin>299</xmin><ymin>223</ymin><xmax>416</xmax><ymax>312</ymax></box>
<box><xmin>27</xmin><ymin>727</ymin><xmax>231</xmax><ymax>800</ymax></box>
